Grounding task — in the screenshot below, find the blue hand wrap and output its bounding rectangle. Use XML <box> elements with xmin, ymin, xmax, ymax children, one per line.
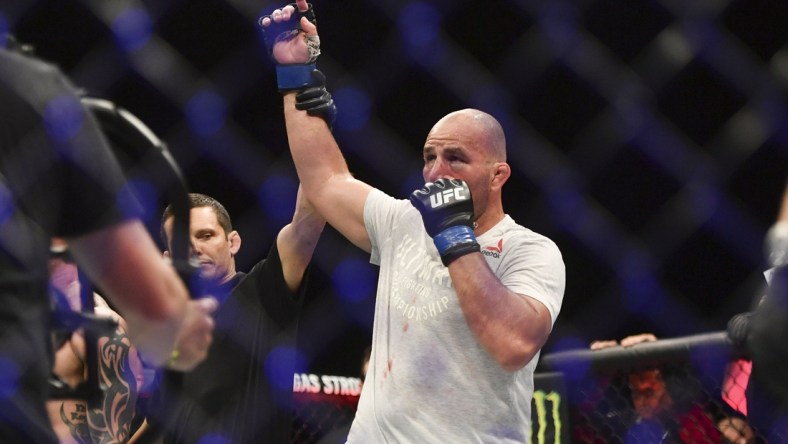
<box><xmin>276</xmin><ymin>63</ymin><xmax>318</xmax><ymax>91</ymax></box>
<box><xmin>433</xmin><ymin>225</ymin><xmax>480</xmax><ymax>266</ymax></box>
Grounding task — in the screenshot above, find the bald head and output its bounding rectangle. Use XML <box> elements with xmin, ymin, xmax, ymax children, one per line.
<box><xmin>435</xmin><ymin>109</ymin><xmax>507</xmax><ymax>162</ymax></box>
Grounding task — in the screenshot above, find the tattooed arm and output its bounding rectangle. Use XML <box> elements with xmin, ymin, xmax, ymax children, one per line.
<box><xmin>47</xmin><ymin>333</ymin><xmax>92</xmax><ymax>444</ymax></box>
<box><xmin>87</xmin><ymin>299</ymin><xmax>144</xmax><ymax>443</ymax></box>
<box><xmin>48</xmin><ymin>296</ymin><xmax>144</xmax><ymax>444</ymax></box>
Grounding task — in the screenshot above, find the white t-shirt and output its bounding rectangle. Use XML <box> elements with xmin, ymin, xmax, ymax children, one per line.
<box><xmin>347</xmin><ymin>189</ymin><xmax>565</xmax><ymax>443</ymax></box>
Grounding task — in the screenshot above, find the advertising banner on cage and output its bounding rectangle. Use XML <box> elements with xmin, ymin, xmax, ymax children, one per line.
<box><xmin>530</xmin><ymin>371</ymin><xmax>569</xmax><ymax>444</ymax></box>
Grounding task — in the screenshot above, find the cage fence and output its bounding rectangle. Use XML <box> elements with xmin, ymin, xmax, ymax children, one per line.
<box><xmin>290</xmin><ymin>332</ymin><xmax>784</xmax><ymax>443</ymax></box>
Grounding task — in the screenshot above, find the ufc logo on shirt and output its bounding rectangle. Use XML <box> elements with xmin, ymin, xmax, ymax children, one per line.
<box><xmin>430</xmin><ymin>187</ymin><xmax>467</xmax><ymax>208</ymax></box>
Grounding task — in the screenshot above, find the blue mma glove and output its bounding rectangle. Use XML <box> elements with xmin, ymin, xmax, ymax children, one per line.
<box><xmin>410</xmin><ymin>178</ymin><xmax>480</xmax><ymax>266</ymax></box>
<box><xmin>258</xmin><ymin>3</ymin><xmax>321</xmax><ymax>91</ymax></box>
<box><xmin>295</xmin><ymin>69</ymin><xmax>337</xmax><ymax>129</ymax></box>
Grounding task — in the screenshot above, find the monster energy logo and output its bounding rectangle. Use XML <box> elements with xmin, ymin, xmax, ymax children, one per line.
<box><xmin>528</xmin><ymin>389</ymin><xmax>563</xmax><ymax>444</ymax></box>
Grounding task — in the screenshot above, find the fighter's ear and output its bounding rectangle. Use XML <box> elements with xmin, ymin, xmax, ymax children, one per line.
<box><xmin>491</xmin><ymin>162</ymin><xmax>510</xmax><ymax>190</ymax></box>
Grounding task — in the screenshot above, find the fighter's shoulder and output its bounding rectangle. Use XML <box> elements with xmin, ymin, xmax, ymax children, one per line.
<box><xmin>495</xmin><ymin>217</ymin><xmax>562</xmax><ymax>257</ymax></box>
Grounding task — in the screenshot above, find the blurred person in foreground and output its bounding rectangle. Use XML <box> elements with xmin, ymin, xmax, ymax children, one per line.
<box><xmin>260</xmin><ymin>3</ymin><xmax>566</xmax><ymax>441</ymax></box>
<box><xmin>0</xmin><ymin>36</ymin><xmax>216</xmax><ymax>442</ymax></box>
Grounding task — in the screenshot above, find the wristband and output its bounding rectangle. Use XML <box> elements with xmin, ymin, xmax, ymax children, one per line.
<box><xmin>277</xmin><ymin>64</ymin><xmax>318</xmax><ymax>91</ymax></box>
<box><xmin>166</xmin><ymin>347</ymin><xmax>180</xmax><ymax>368</ymax></box>
<box><xmin>433</xmin><ymin>225</ymin><xmax>480</xmax><ymax>266</ymax></box>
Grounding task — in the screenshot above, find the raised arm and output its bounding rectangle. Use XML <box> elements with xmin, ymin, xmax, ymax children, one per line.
<box><xmin>277</xmin><ymin>186</ymin><xmax>325</xmax><ymax>292</ymax></box>
<box><xmin>261</xmin><ymin>0</ymin><xmax>373</xmax><ymax>252</ymax></box>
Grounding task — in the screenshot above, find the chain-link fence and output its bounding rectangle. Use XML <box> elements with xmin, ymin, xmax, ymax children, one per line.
<box><xmin>292</xmin><ymin>392</ymin><xmax>358</xmax><ymax>444</ymax></box>
<box><xmin>7</xmin><ymin>3</ymin><xmax>788</xmax><ymax>365</ymax></box>
<box><xmin>537</xmin><ymin>332</ymin><xmax>780</xmax><ymax>444</ymax></box>
<box><xmin>291</xmin><ymin>333</ymin><xmax>785</xmax><ymax>443</ymax></box>
<box><xmin>6</xmin><ymin>1</ymin><xmax>788</xmax><ymax>441</ymax></box>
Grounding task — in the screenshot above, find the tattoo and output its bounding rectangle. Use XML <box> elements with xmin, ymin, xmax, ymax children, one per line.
<box><xmin>59</xmin><ymin>402</ymin><xmax>91</xmax><ymax>444</ymax></box>
<box><xmin>86</xmin><ymin>322</ymin><xmax>139</xmax><ymax>443</ymax></box>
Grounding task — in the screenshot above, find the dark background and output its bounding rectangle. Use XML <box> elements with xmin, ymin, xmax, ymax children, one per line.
<box><xmin>5</xmin><ymin>0</ymin><xmax>787</xmax><ymax>377</ymax></box>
